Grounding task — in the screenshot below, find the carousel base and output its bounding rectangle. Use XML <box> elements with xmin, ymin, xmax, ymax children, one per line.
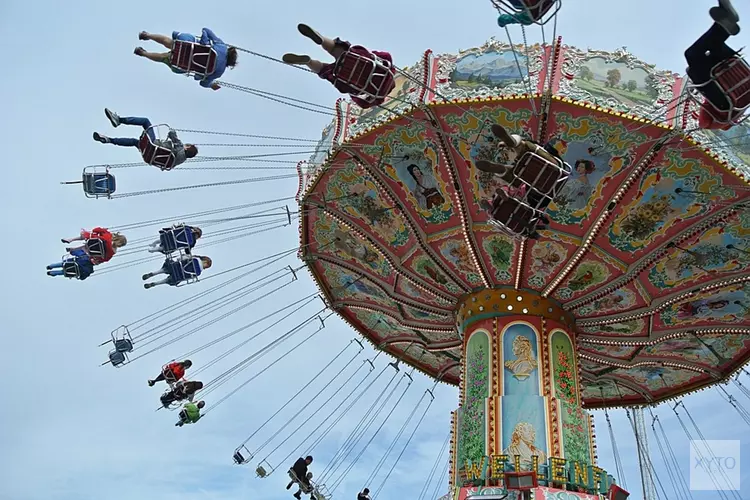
<box><xmin>455</xmin><ymin>485</ymin><xmax>602</xmax><ymax>499</ymax></box>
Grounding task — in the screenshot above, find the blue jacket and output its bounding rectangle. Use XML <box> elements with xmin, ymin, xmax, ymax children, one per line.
<box><xmin>171</xmin><ymin>29</ymin><xmax>230</xmax><ymax>87</ymax></box>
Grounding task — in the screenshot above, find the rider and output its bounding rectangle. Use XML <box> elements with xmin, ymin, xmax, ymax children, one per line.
<box><xmin>135</xmin><ymin>28</ymin><xmax>238</xmax><ymax>90</ymax></box>
<box><xmin>92</xmin><ymin>108</ymin><xmax>198</xmax><ymax>166</ymax></box>
<box><xmin>161</xmin><ymin>380</ymin><xmax>204</xmax><ymax>408</ymax></box>
<box><xmin>148</xmin><ymin>360</ymin><xmax>193</xmax><ymax>387</ymax></box>
<box><xmin>149</xmin><ymin>226</ymin><xmax>203</xmax><ymax>253</ymax></box>
<box><xmin>142</xmin><ymin>255</ymin><xmax>213</xmax><ymax>289</ymax></box>
<box><xmin>282</xmin><ymin>24</ymin><xmax>395</xmax><ymax>109</ymax></box>
<box><xmin>685</xmin><ymin>1</ymin><xmax>742</xmax><ymax>127</ymax></box>
<box><xmin>62</xmin><ymin>227</ymin><xmax>127</xmax><ymax>265</ymax></box>
<box><xmin>358</xmin><ymin>488</ymin><xmax>371</xmax><ymax>500</ymax></box>
<box><xmin>46</xmin><ymin>248</ymin><xmax>95</xmax><ymax>280</ymax></box>
<box><xmin>176</xmin><ymin>401</ymin><xmax>206</xmax><ymax>427</ymax></box>
<box><xmin>287</xmin><ymin>456</ymin><xmax>313</xmax><ymax>498</ymax></box>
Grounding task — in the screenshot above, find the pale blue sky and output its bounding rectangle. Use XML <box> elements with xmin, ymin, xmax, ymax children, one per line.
<box><xmin>1</xmin><ymin>1</ymin><xmax>749</xmax><ymax>499</ymax></box>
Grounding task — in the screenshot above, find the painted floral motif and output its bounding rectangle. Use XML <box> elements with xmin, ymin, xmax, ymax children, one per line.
<box><xmin>527</xmin><ymin>240</ymin><xmax>568</xmax><ymax>288</ymax></box>
<box><xmin>457</xmin><ymin>337</ymin><xmax>489</xmax><ymax>469</ymax></box>
<box><xmin>560</xmin><ymin>402</ymin><xmax>592</xmax><ymax>466</ymax></box>
<box><xmin>438</xmin><ymin>239</ymin><xmax>482</xmax><ymax>284</ymax></box>
<box><xmin>325</xmin><ymin>160</ymin><xmax>410</xmax><ymax>248</ymax></box>
<box><xmin>557</xmin><ymin>261</ymin><xmax>610</xmax><ymax>300</ymax></box>
<box><xmin>481</xmin><ymin>234</ymin><xmax>515</xmax><ymax>281</ymax></box>
<box><xmin>576</xmin><ymin>288</ymin><xmax>636</xmax><ymax>316</ymax></box>
<box><xmin>555</xmin><ymin>350</ymin><xmax>578</xmax><ymax>405</ymax></box>
<box><xmin>660</xmin><ymin>283</ymin><xmax>750</xmax><ymax>327</ymax></box>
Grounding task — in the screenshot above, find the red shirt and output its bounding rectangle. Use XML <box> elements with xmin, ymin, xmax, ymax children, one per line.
<box><xmin>81</xmin><ymin>227</ymin><xmax>115</xmax><ymax>264</ymax></box>
<box><xmin>165</xmin><ymin>362</ymin><xmax>186</xmax><ymax>381</ymax></box>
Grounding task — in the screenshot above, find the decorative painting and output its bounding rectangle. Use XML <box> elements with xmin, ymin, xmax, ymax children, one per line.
<box><xmin>309</xmin><ymin>119</ymin><xmax>337</xmax><ymax>168</ymax></box>
<box><xmin>658</xmin><ymin>283</ymin><xmax>750</xmax><ymax>327</ymax></box>
<box><xmin>554</xmin><ymin>260</ymin><xmax>611</xmax><ymax>301</ymax></box>
<box><xmin>579</xmin><ymin>318</ymin><xmax>647</xmax><ymax>337</ymax></box>
<box><xmin>575</xmin><ymin>287</ymin><xmax>638</xmax><ymax>317</ymax></box>
<box><xmin>500</xmin><ymin>395</ymin><xmax>549</xmax><ymax>469</ymax></box>
<box><xmin>480</xmin><ymin>232</ymin><xmax>516</xmax><ymax>282</ymax></box>
<box><xmin>614</xmin><ymin>365</ymin><xmax>704</xmax><ymax>393</ymax></box>
<box><xmin>434</xmin><ymin>40</ymin><xmax>545</xmax><ymax>100</ymax></box>
<box><xmin>558</xmin><ymin>46</ymin><xmax>679</xmax><ymax>116</ymax></box>
<box><xmin>503</xmin><ymin>324</ymin><xmax>540</xmax><ymax>396</ymax></box>
<box><xmin>545</xmin><ymin>111</ymin><xmax>650</xmax><ymax>226</ymax></box>
<box><xmin>640</xmin><ymin>334</ymin><xmax>750</xmax><ymax>365</ymax></box>
<box><xmin>646</xmin><ymin>216</ymin><xmax>750</xmax><ymax>293</ymax></box>
<box><xmin>407</xmin><ymin>252</ymin><xmax>463</xmax><ymax>294</ymax></box>
<box><xmin>350</xmin><ymin>309</ymin><xmax>417</xmax><ymax>342</ymax></box>
<box><xmin>694</xmin><ymin>122</ymin><xmax>750</xmax><ymax>180</ymax></box>
<box><xmin>393</xmin><ymin>276</ymin><xmax>453</xmax><ymax>309</ymax></box>
<box><xmin>524</xmin><ymin>235</ymin><xmax>576</xmax><ymax>289</ymax></box>
<box><xmin>580</xmin><ymin>381</ymin><xmax>639</xmax><ymax>401</ymax></box>
<box><xmin>436</xmin><ymin>235</ymin><xmax>484</xmax><ymax>285</ymax></box>
<box><xmin>578</xmin><ymin>357</ymin><xmax>607</xmax><ymax>375</ymax></box>
<box><xmin>606</xmin><ymin>148</ymin><xmax>738</xmax><ymax>254</ymax></box>
<box><xmin>456</xmin><ymin>331</ymin><xmax>490</xmax><ymax>470</ymax></box>
<box><xmin>324</xmin><ymin>159</ymin><xmax>411</xmax><ymax>248</ymax></box>
<box><xmin>400</xmin><ymin>304</ymin><xmax>453</xmax><ymax>327</ymax></box>
<box><xmin>578</xmin><ymin>343</ymin><xmax>639</xmax><ymax>361</ymax></box>
<box><xmin>559</xmin><ymin>401</ymin><xmax>592</xmax><ymax>466</ymax></box>
<box><xmin>551</xmin><ymin>331</ymin><xmax>579</xmax><ymax>404</ymax></box>
<box><xmin>312</xmin><ymin>212</ymin><xmax>391</xmax><ymax>278</ymax></box>
<box><xmin>319</xmin><ymin>263</ymin><xmax>392</xmax><ymax>308</ymax></box>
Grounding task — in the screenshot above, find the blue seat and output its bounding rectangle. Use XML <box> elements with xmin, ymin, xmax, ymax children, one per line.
<box><xmin>166</xmin><ymin>258</ymin><xmax>202</xmax><ymax>286</ymax></box>
<box><xmin>160</xmin><ymin>225</ymin><xmax>195</xmax><ymax>253</ymax></box>
<box><xmin>82</xmin><ymin>172</ymin><xmax>116</xmax><ymax>198</ymax></box>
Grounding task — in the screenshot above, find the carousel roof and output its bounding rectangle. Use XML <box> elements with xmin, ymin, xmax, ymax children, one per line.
<box><xmin>297</xmin><ymin>38</ymin><xmax>750</xmax><ymax>408</ymax></box>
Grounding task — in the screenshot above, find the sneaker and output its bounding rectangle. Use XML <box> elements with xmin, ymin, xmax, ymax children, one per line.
<box><xmin>134</xmin><ymin>47</ymin><xmax>146</xmax><ymax>57</ymax></box>
<box><xmin>144</xmin><ymin>283</ymin><xmax>153</xmax><ymax>289</ymax></box>
<box><xmin>719</xmin><ymin>0</ymin><xmax>740</xmax><ymax>22</ymax></box>
<box><xmin>297</xmin><ymin>24</ymin><xmax>323</xmax><ymax>45</ymax></box>
<box><xmin>294</xmin><ymin>493</ymin><xmax>302</xmax><ymax>500</ymax></box>
<box><xmin>46</xmin><ymin>265</ymin><xmax>52</xmax><ymax>270</ymax></box>
<box><xmin>148</xmin><ymin>380</ymin><xmax>155</xmax><ymax>387</ymax></box>
<box><xmin>490</xmin><ymin>124</ymin><xmax>517</xmax><ymax>147</ymax></box>
<box><xmin>142</xmin><ymin>273</ymin><xmax>152</xmax><ymax>281</ymax></box>
<box><xmin>46</xmin><ymin>271</ymin><xmax>53</xmax><ymax>276</ymax></box>
<box><xmin>93</xmin><ymin>132</ymin><xmax>110</xmax><ymax>144</ymax></box>
<box><xmin>282</xmin><ymin>53</ymin><xmax>311</xmax><ymax>65</ymax></box>
<box><xmin>710</xmin><ymin>7</ymin><xmax>740</xmax><ymax>36</ymax></box>
<box><xmin>105</xmin><ymin>108</ymin><xmax>120</xmax><ymax>127</ymax></box>
<box><xmin>138</xmin><ymin>31</ymin><xmax>149</xmax><ymax>40</ymax></box>
<box><xmin>61</xmin><ymin>238</ymin><xmax>71</xmax><ymax>244</ymax></box>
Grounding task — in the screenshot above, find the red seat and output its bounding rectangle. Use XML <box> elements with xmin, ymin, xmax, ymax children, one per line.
<box><xmin>513</xmin><ymin>150</ymin><xmax>571</xmax><ymax>197</ymax></box>
<box><xmin>488</xmin><ymin>195</ymin><xmax>540</xmax><ymax>236</ymax></box>
<box><xmin>138</xmin><ymin>132</ymin><xmax>176</xmax><ymax>171</ymax></box>
<box><xmin>170</xmin><ymin>40</ymin><xmax>218</xmax><ymax>77</ymax></box>
<box><xmin>332</xmin><ymin>49</ymin><xmax>396</xmax><ymax>104</ymax></box>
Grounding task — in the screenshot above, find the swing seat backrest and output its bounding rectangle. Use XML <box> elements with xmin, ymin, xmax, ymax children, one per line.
<box><xmin>109</xmin><ymin>350</ymin><xmax>126</xmax><ymax>367</ymax></box>
<box><xmin>333</xmin><ymin>48</ymin><xmax>396</xmax><ymax>102</ymax></box>
<box><xmin>521</xmin><ymin>0</ymin><xmax>556</xmax><ymax>20</ymax></box>
<box><xmin>160</xmin><ymin>225</ymin><xmax>194</xmax><ymax>253</ymax></box>
<box><xmin>288</xmin><ymin>470</ymin><xmax>313</xmax><ymax>494</ymax></box>
<box><xmin>166</xmin><ymin>258</ymin><xmax>201</xmax><ymax>283</ymax></box>
<box><xmin>489</xmin><ymin>196</ymin><xmax>538</xmax><ymax>234</ymax></box>
<box><xmin>86</xmin><ymin>238</ymin><xmax>107</xmax><ymax>259</ymax></box>
<box><xmin>711</xmin><ymin>55</ymin><xmax>750</xmax><ymax>119</ymax></box>
<box><xmin>114</xmin><ymin>338</ymin><xmax>134</xmax><ymax>353</ymax></box>
<box><xmin>138</xmin><ymin>133</ymin><xmax>176</xmax><ymax>170</ymax></box>
<box><xmin>513</xmin><ymin>151</ymin><xmax>571</xmax><ymax>197</ymax></box>
<box><xmin>83</xmin><ymin>172</ymin><xmax>116</xmax><ymax>196</ymax></box>
<box><xmin>62</xmin><ymin>261</ymin><xmax>82</xmax><ymax>279</ymax></box>
<box><xmin>170</xmin><ymin>40</ymin><xmax>218</xmax><ymax>76</ymax></box>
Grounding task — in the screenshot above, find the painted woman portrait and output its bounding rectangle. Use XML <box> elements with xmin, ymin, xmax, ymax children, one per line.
<box><xmin>502</xmin><ymin>422</ymin><xmax>547</xmax><ymax>467</ymax></box>
<box><xmin>505</xmin><ymin>335</ymin><xmax>538</xmax><ymax>381</ymax></box>
<box><xmin>555</xmin><ymin>159</ymin><xmax>596</xmax><ymax>211</ymax></box>
<box><xmin>407</xmin><ymin>163</ymin><xmax>445</xmax><ymax>210</ymax></box>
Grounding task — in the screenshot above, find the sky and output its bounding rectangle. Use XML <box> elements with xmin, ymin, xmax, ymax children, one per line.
<box><xmin>1</xmin><ymin>0</ymin><xmax>749</xmax><ymax>499</ymax></box>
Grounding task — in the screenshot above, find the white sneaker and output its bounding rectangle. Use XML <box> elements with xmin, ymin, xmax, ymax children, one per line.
<box><xmin>105</xmin><ymin>108</ymin><xmax>121</xmax><ymax>127</ymax></box>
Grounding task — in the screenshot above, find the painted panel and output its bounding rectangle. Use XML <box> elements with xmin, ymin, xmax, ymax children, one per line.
<box><xmin>551</xmin><ymin>331</ymin><xmax>579</xmax><ymax>404</ymax></box>
<box><xmin>456</xmin><ymin>331</ymin><xmax>490</xmax><ymax>470</ymax></box>
<box><xmin>523</xmin><ymin>233</ymin><xmax>578</xmax><ymax>290</ymax></box>
<box><xmin>638</xmin><ymin>334</ymin><xmax>750</xmax><ymax>366</ymax></box>
<box><xmin>429</xmin><ymin>228</ymin><xmax>485</xmax><ymax>288</ymax></box>
<box><xmin>578</xmin><ymin>343</ymin><xmax>640</xmax><ymax>361</ymax></box>
<box><xmin>499</xmin><ymin>395</ymin><xmax>549</xmax><ymax>468</ymax></box>
<box><xmin>574</xmin><ymin>283</ymin><xmax>649</xmax><ymax>318</ymax></box>
<box><xmin>503</xmin><ymin>323</ymin><xmax>541</xmax><ymax>396</ymax></box>
<box><xmin>656</xmin><ymin>282</ymin><xmax>750</xmax><ymax>328</ymax></box>
<box><xmin>611</xmin><ymin>365</ymin><xmax>706</xmax><ymax>394</ymax></box>
<box><xmin>559</xmin><ymin>400</ymin><xmax>592</xmax><ymax>466</ymax></box>
<box><xmin>578</xmin><ymin>318</ymin><xmax>648</xmax><ymax>338</ymax></box>
<box><xmin>475</xmin><ymin>228</ymin><xmax>518</xmax><ymax>284</ymax></box>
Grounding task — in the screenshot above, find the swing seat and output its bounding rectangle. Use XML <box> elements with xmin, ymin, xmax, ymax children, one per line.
<box><xmin>82</xmin><ymin>170</ymin><xmax>116</xmax><ymax>198</ymax></box>
<box><xmin>513</xmin><ymin>150</ymin><xmax>571</xmax><ymax>198</ymax></box>
<box><xmin>62</xmin><ymin>261</ymin><xmax>82</xmax><ymax>279</ymax></box>
<box><xmin>138</xmin><ymin>130</ymin><xmax>176</xmax><ymax>171</ymax></box>
<box><xmin>288</xmin><ymin>470</ymin><xmax>314</xmax><ymax>494</ymax></box>
<box><xmin>159</xmin><ymin>225</ymin><xmax>195</xmax><ymax>253</ymax></box>
<box><xmin>85</xmin><ymin>238</ymin><xmax>107</xmax><ymax>259</ymax></box>
<box><xmin>166</xmin><ymin>258</ymin><xmax>202</xmax><ymax>286</ymax></box>
<box><xmin>160</xmin><ymin>363</ymin><xmax>183</xmax><ymax>384</ymax></box>
<box><xmin>487</xmin><ymin>194</ymin><xmax>543</xmax><ymax>238</ymax></box>
<box><xmin>233</xmin><ymin>445</ymin><xmax>253</xmax><ymax>465</ymax></box>
<box><xmin>114</xmin><ymin>338</ymin><xmax>134</xmax><ymax>353</ymax></box>
<box><xmin>332</xmin><ymin>48</ymin><xmax>396</xmax><ymax>104</ymax></box>
<box><xmin>170</xmin><ymin>40</ymin><xmax>218</xmax><ymax>77</ymax></box>
<box><xmin>109</xmin><ymin>350</ymin><xmax>127</xmax><ymax>367</ymax></box>
<box><xmin>701</xmin><ymin>55</ymin><xmax>750</xmax><ymax>123</ymax></box>
<box><xmin>256</xmin><ymin>465</ymin><xmax>268</xmax><ymax>477</ymax></box>
<box><xmin>492</xmin><ymin>0</ymin><xmax>560</xmax><ymax>23</ymax></box>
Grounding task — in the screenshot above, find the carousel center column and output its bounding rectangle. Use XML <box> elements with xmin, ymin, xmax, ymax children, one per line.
<box><xmin>449</xmin><ymin>287</ymin><xmax>596</xmax><ymax>489</ymax></box>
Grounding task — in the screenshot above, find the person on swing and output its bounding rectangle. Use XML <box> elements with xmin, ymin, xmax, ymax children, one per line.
<box><xmin>282</xmin><ymin>24</ymin><xmax>395</xmax><ymax>109</ymax></box>
<box><xmin>134</xmin><ymin>28</ymin><xmax>239</xmax><ymax>90</ymax></box>
<box><xmin>92</xmin><ymin>108</ymin><xmax>198</xmax><ymax>167</ymax></box>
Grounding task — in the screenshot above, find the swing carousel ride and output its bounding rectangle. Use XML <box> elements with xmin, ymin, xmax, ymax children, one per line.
<box><xmin>64</xmin><ymin>1</ymin><xmax>750</xmax><ymax>499</ymax></box>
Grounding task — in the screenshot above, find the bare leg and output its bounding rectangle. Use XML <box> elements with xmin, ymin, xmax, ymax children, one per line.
<box><xmin>141</xmin><ymin>32</ymin><xmax>173</xmax><ymax>49</ymax></box>
<box><xmin>135</xmin><ymin>47</ymin><xmax>170</xmax><ymax>63</ymax></box>
<box><xmin>307</xmin><ymin>58</ymin><xmax>327</xmax><ymax>73</ymax></box>
<box><xmin>320</xmin><ymin>37</ymin><xmax>347</xmax><ymax>59</ymax></box>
